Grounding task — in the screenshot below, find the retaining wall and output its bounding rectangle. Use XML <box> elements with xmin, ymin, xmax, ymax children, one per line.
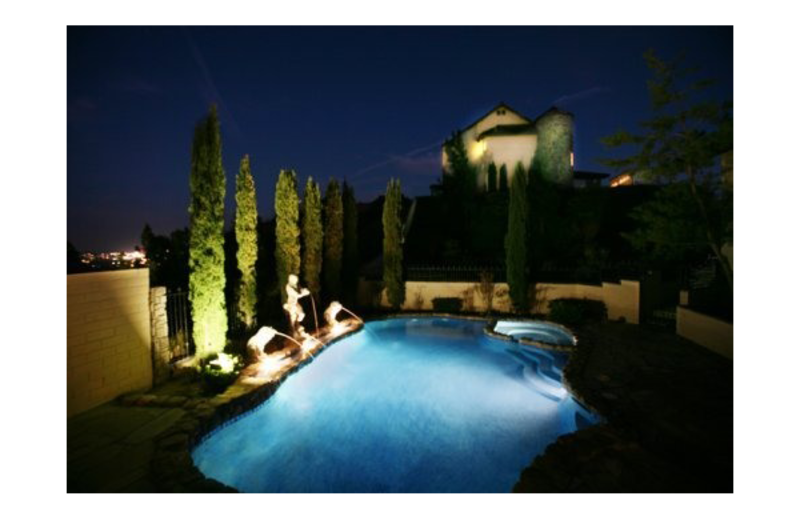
<box><xmin>676</xmin><ymin>306</ymin><xmax>733</xmax><ymax>359</ymax></box>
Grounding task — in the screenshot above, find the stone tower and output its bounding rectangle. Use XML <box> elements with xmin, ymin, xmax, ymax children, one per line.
<box><xmin>533</xmin><ymin>107</ymin><xmax>574</xmax><ymax>186</ymax></box>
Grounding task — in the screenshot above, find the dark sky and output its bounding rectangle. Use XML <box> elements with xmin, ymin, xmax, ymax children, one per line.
<box><xmin>67</xmin><ymin>26</ymin><xmax>732</xmax><ymax>252</ymax></box>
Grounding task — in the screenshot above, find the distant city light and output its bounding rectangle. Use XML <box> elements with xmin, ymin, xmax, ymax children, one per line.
<box><xmin>79</xmin><ymin>250</ymin><xmax>148</xmax><ymax>270</ymax></box>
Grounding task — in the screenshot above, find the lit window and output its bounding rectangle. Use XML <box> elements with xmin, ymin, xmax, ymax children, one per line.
<box><xmin>610</xmin><ymin>174</ymin><xmax>633</xmax><ymax>188</ymax></box>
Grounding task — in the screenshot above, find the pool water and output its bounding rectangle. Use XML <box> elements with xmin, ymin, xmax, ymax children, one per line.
<box><xmin>192</xmin><ymin>318</ymin><xmax>598</xmax><ymax>492</ymax></box>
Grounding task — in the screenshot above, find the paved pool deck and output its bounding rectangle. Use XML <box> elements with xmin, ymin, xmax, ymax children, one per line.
<box><xmin>68</xmin><ymin>403</ymin><xmax>186</xmax><ymax>492</ymax></box>
<box><xmin>514</xmin><ymin>321</ymin><xmax>733</xmax><ymax>492</ymax></box>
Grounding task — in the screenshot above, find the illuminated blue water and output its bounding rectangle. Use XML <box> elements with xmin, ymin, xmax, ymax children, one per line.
<box><xmin>192</xmin><ymin>318</ymin><xmax>598</xmax><ymax>492</ymax></box>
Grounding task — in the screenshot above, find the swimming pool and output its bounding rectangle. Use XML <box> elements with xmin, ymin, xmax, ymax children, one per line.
<box><xmin>192</xmin><ymin>317</ymin><xmax>598</xmax><ymax>492</ymax></box>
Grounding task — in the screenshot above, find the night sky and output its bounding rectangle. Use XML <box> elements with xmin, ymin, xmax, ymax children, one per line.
<box><xmin>67</xmin><ymin>26</ymin><xmax>732</xmax><ymax>252</ymax></box>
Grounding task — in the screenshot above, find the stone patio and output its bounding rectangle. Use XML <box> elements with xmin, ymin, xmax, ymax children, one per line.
<box><xmin>68</xmin><ymin>403</ymin><xmax>186</xmax><ymax>492</ymax></box>
<box><xmin>514</xmin><ymin>321</ymin><xmax>733</xmax><ymax>492</ymax></box>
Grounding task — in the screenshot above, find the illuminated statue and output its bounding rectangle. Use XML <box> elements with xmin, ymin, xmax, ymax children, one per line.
<box><xmin>283</xmin><ymin>274</ymin><xmax>310</xmax><ymax>339</ymax></box>
<box><xmin>246</xmin><ymin>326</ymin><xmax>277</xmax><ymax>363</ymax></box>
<box><xmin>324</xmin><ymin>301</ymin><xmax>343</xmax><ymax>329</ymax></box>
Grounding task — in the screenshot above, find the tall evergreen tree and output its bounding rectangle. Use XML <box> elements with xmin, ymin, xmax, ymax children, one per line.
<box><xmin>487</xmin><ymin>162</ymin><xmax>498</xmax><ymax>192</ymax></box>
<box><xmin>235</xmin><ymin>154</ymin><xmax>258</xmax><ymax>329</ymax></box>
<box><xmin>505</xmin><ymin>162</ymin><xmax>529</xmax><ymax>313</ymax></box>
<box><xmin>302</xmin><ymin>177</ymin><xmax>323</xmax><ymax>300</ymax></box>
<box><xmin>442</xmin><ymin>131</ymin><xmax>478</xmax><ymax>242</ymax></box>
<box><xmin>499</xmin><ymin>164</ymin><xmax>509</xmax><ymax>192</ymax></box>
<box><xmin>342</xmin><ymin>181</ymin><xmax>359</xmax><ymax>307</ymax></box>
<box><xmin>323</xmin><ymin>179</ymin><xmax>344</xmax><ymax>302</ymax></box>
<box><xmin>188</xmin><ymin>105</ymin><xmax>227</xmax><ymax>357</ymax></box>
<box><xmin>275</xmin><ymin>169</ymin><xmax>301</xmax><ymax>303</ymax></box>
<box><xmin>382</xmin><ymin>178</ymin><xmax>405</xmax><ymax>308</ymax></box>
<box><xmin>526</xmin><ymin>154</ymin><xmax>560</xmax><ymax>276</ymax></box>
<box><xmin>442</xmin><ymin>131</ymin><xmax>477</xmax><ymax>194</ymax></box>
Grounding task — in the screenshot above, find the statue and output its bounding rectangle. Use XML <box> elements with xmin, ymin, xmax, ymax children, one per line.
<box><xmin>324</xmin><ymin>301</ymin><xmax>343</xmax><ymax>329</ymax></box>
<box><xmin>246</xmin><ymin>326</ymin><xmax>277</xmax><ymax>363</ymax></box>
<box><xmin>283</xmin><ymin>274</ymin><xmax>310</xmax><ymax>339</ymax></box>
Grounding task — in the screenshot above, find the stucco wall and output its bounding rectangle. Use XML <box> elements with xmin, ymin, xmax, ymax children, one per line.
<box><xmin>483</xmin><ymin>135</ymin><xmax>538</xmax><ymax>186</ymax></box>
<box><xmin>442</xmin><ymin>107</ymin><xmax>535</xmax><ymax>190</ymax></box>
<box><xmin>676</xmin><ymin>306</ymin><xmax>733</xmax><ymax>359</ymax></box>
<box><xmin>67</xmin><ymin>269</ymin><xmax>153</xmax><ymax>417</ymax></box>
<box><xmin>358</xmin><ymin>279</ymin><xmax>640</xmax><ymax>323</ymax></box>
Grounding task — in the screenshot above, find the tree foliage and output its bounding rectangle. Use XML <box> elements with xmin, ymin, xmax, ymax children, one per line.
<box><xmin>601</xmin><ymin>49</ymin><xmax>733</xmax><ymax>291</ymax></box>
<box><xmin>499</xmin><ymin>164</ymin><xmax>508</xmax><ymax>192</ymax></box>
<box><xmin>505</xmin><ymin>162</ymin><xmax>529</xmax><ymax>312</ymax></box>
<box><xmin>441</xmin><ymin>131</ymin><xmax>478</xmax><ymax>243</ymax></box>
<box><xmin>302</xmin><ymin>177</ymin><xmax>323</xmax><ymax>300</ymax></box>
<box><xmin>382</xmin><ymin>178</ymin><xmax>405</xmax><ymax>309</ymax></box>
<box><xmin>142</xmin><ymin>225</ymin><xmax>189</xmax><ymax>290</ymax></box>
<box><xmin>623</xmin><ymin>183</ymin><xmax>721</xmax><ymax>265</ymax></box>
<box><xmin>323</xmin><ymin>179</ymin><xmax>344</xmax><ymax>302</ymax></box>
<box><xmin>188</xmin><ymin>105</ymin><xmax>228</xmax><ymax>357</ymax></box>
<box><xmin>487</xmin><ymin>162</ymin><xmax>498</xmax><ymax>192</ymax></box>
<box><xmin>235</xmin><ymin>155</ymin><xmax>258</xmax><ymax>329</ymax></box>
<box><xmin>275</xmin><ymin>169</ymin><xmax>301</xmax><ymax>303</ymax></box>
<box><xmin>342</xmin><ymin>181</ymin><xmax>359</xmax><ymax>306</ymax></box>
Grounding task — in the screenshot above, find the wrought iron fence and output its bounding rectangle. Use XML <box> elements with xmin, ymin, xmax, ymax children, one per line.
<box><xmin>166</xmin><ymin>289</ymin><xmax>193</xmax><ymax>362</ymax></box>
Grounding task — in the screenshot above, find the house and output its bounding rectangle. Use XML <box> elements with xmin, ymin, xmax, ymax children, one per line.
<box><xmin>442</xmin><ymin>102</ymin><xmax>607</xmax><ymax>189</ymax></box>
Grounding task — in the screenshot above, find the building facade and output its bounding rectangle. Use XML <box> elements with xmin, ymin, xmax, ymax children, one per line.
<box><xmin>442</xmin><ymin>103</ymin><xmax>577</xmax><ymax>189</ymax></box>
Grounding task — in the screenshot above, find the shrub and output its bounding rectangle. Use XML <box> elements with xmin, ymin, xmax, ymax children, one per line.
<box><xmin>198</xmin><ymin>353</ymin><xmax>244</xmax><ymax>395</ymax></box>
<box><xmin>432</xmin><ymin>297</ymin><xmax>463</xmax><ymax>313</ymax></box>
<box><xmin>548</xmin><ymin>298</ymin><xmax>607</xmax><ymax>324</ymax></box>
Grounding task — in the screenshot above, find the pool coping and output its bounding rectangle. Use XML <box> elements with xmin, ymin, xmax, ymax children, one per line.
<box><xmin>482</xmin><ymin>318</ymin><xmax>577</xmax><ymax>352</ymax></box>
<box><xmin>150</xmin><ymin>313</ymin><xmax>597</xmax><ymax>492</ymax></box>
<box><xmin>150</xmin><ymin>321</ymin><xmax>365</xmax><ymax>492</ymax></box>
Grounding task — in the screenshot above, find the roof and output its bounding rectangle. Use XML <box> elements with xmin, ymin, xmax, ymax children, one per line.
<box><xmin>459</xmin><ymin>103</ymin><xmax>573</xmax><ymax>137</ymax></box>
<box><xmin>461</xmin><ymin>102</ymin><xmax>535</xmax><ymax>133</ymax></box>
<box><xmin>477</xmin><ymin>123</ymin><xmax>537</xmax><ymax>140</ymax></box>
<box><xmin>532</xmin><ymin>106</ymin><xmax>574</xmax><ymax>124</ymax></box>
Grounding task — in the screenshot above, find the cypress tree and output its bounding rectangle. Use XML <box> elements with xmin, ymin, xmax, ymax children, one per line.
<box><xmin>505</xmin><ymin>162</ymin><xmax>529</xmax><ymax>313</ymax></box>
<box><xmin>499</xmin><ymin>164</ymin><xmax>509</xmax><ymax>192</ymax></box>
<box><xmin>302</xmin><ymin>177</ymin><xmax>323</xmax><ymax>300</ymax></box>
<box><xmin>275</xmin><ymin>169</ymin><xmax>301</xmax><ymax>303</ymax></box>
<box><xmin>342</xmin><ymin>181</ymin><xmax>359</xmax><ymax>307</ymax></box>
<box><xmin>188</xmin><ymin>105</ymin><xmax>228</xmax><ymax>357</ymax></box>
<box><xmin>235</xmin><ymin>154</ymin><xmax>258</xmax><ymax>329</ymax></box>
<box><xmin>323</xmin><ymin>179</ymin><xmax>344</xmax><ymax>302</ymax></box>
<box><xmin>383</xmin><ymin>178</ymin><xmax>405</xmax><ymax>308</ymax></box>
<box><xmin>487</xmin><ymin>162</ymin><xmax>498</xmax><ymax>192</ymax></box>
<box><xmin>442</xmin><ymin>131</ymin><xmax>477</xmax><ymax>242</ymax></box>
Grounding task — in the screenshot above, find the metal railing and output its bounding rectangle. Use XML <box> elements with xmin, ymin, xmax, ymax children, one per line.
<box><xmin>166</xmin><ymin>289</ymin><xmax>193</xmax><ymax>362</ymax></box>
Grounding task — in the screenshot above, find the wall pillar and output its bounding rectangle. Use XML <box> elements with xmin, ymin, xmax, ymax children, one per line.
<box><xmin>150</xmin><ymin>287</ymin><xmax>171</xmax><ymax>384</ymax></box>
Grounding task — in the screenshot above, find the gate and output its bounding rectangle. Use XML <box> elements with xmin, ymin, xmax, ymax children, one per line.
<box><xmin>166</xmin><ymin>289</ymin><xmax>193</xmax><ymax>361</ymax></box>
